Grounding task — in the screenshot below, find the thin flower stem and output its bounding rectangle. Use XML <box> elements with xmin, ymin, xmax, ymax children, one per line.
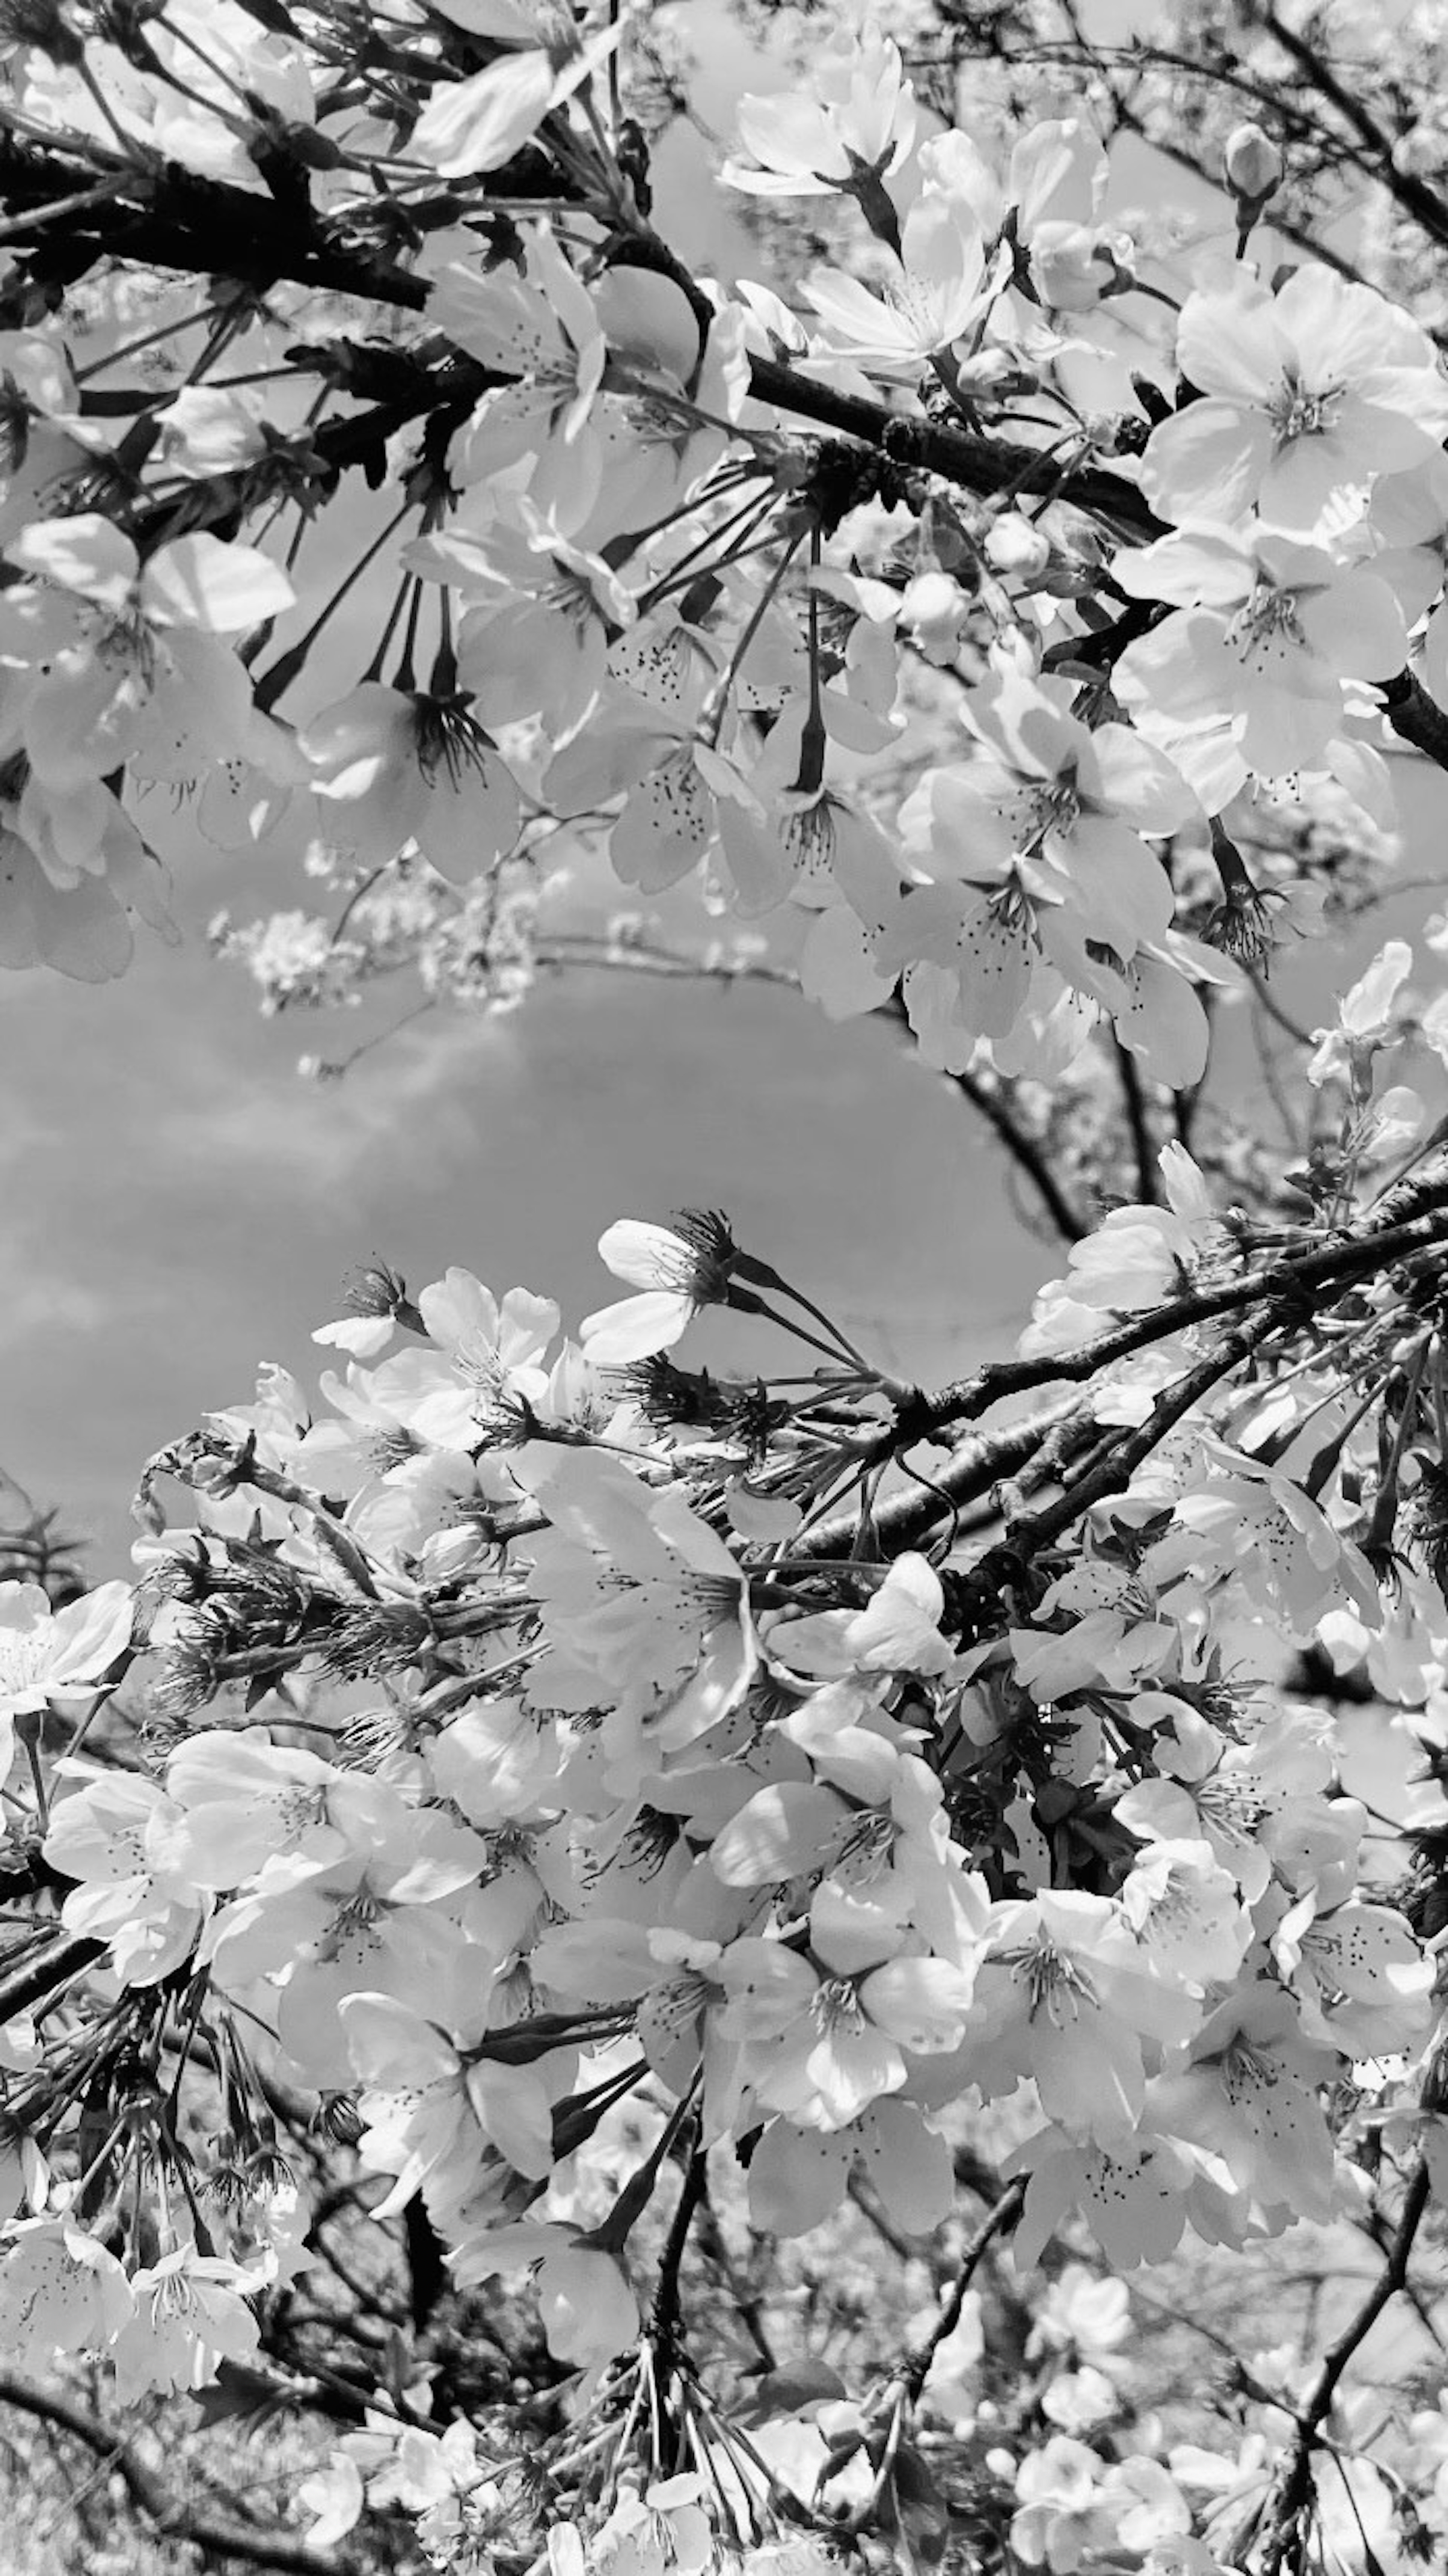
<box><xmin>318</xmin><ymin>996</ymin><xmax>439</xmax><ymax>1080</ymax></box>
<box><xmin>360</xmin><ymin>570</ymin><xmax>413</xmax><ymax>684</ymax></box>
<box><xmin>391</xmin><ymin>577</ymin><xmax>428</xmax><ymax>694</ymax></box>
<box><xmin>603</xmin><ymin>463</ymin><xmax>763</xmax><ymax>570</ymax></box>
<box><xmin>636</xmin><ymin>488</ymin><xmax>780</xmax><ymax>618</ymax></box>
<box><xmin>700</xmin><ymin>529</ymin><xmax>802</xmax><ymax>745</ymax></box>
<box><xmin>179</xmin><ymin>308</ymin><xmax>242</xmax><ymax>390</ymax></box>
<box><xmin>21</xmin><ymin>1734</ymin><xmax>48</xmax><ymax>1831</ymax></box>
<box><xmin>252</xmin><ymin>501</ymin><xmax>415</xmax><ymax>710</ymax></box>
<box><xmin>77</xmin><ymin>57</ymin><xmax>144</xmax><ymax>157</ymax></box>
<box><xmin>74</xmin><ymin>303</ymin><xmax>229</xmax><ymax>384</ymax></box>
<box><xmin>747</xmin><ymin>1295</ymin><xmax>870</xmax><ymax>1371</ymax></box>
<box><xmin>0</xmin><ymin>175</ymin><xmax>132</xmax><ymax>250</ymax></box>
<box><xmin>761</xmin><ymin>1275</ymin><xmax>874</xmax><ymax>1371</ymax></box>
<box><xmin>149</xmin><ymin>9</ymin><xmax>258</xmax><ymax>114</ymax></box>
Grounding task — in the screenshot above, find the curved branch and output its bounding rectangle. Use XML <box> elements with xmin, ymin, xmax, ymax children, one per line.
<box><xmin>0</xmin><ymin>2370</ymin><xmax>356</xmax><ymax>2574</ymax></box>
<box><xmin>1257</xmin><ymin>2156</ymin><xmax>1433</xmax><ymax>2576</ymax></box>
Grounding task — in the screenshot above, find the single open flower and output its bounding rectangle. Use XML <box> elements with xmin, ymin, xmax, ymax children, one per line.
<box><xmin>0</xmin><ymin>1577</ymin><xmax>131</xmax><ymax>1730</ymax></box>
<box><xmin>303</xmin><ymin>684</ymin><xmax>522</xmax><ymax>881</ymax></box>
<box><xmin>581</xmin><ymin>1211</ymin><xmax>748</xmax><ymax>1362</ymax></box>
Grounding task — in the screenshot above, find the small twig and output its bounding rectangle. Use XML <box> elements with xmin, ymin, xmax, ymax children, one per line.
<box><xmin>898</xmin><ymin>2179</ymin><xmax>1026</xmax><ymax>2408</ymax></box>
<box><xmin>0</xmin><ymin>2373</ymin><xmax>355</xmax><ymax>2574</ymax></box>
<box><xmin>1257</xmin><ymin>2156</ymin><xmax>1432</xmax><ymax>2576</ymax></box>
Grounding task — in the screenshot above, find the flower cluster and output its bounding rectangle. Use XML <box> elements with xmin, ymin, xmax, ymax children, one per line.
<box><xmin>0</xmin><ymin>5</ymin><xmax>1442</xmax><ymax>1115</ymax></box>
<box><xmin>3</xmin><ymin>1161</ymin><xmax>1448</xmax><ymax>2558</ymax></box>
<box><xmin>11</xmin><ymin>3</ymin><xmax>1448</xmax><ymax>2565</ymax></box>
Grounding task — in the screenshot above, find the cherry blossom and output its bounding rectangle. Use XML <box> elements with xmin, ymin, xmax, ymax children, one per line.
<box><xmin>0</xmin><ymin>2221</ymin><xmax>134</xmax><ymax>2370</ymax></box>
<box><xmin>580</xmin><ymin>1212</ymin><xmax>748</xmax><ymax>1362</ymax></box>
<box><xmin>1114</xmin><ymin>525</ymin><xmax>1409</xmax><ymax>792</ymax></box>
<box><xmin>9</xmin><ymin>14</ymin><xmax>1448</xmax><ymax>2558</ymax></box>
<box><xmin>301</xmin><ymin>684</ymin><xmax>522</xmax><ymax>882</ymax></box>
<box><xmin>1140</xmin><ymin>264</ymin><xmax>1448</xmax><ymax>537</ymax></box>
<box><xmin>722</xmin><ymin>23</ymin><xmax>917</xmax><ymax>209</ymax></box>
<box><xmin>802</xmin><ymin>197</ymin><xmax>1006</xmax><ymax>378</ymax></box>
<box><xmin>0</xmin><ymin>1576</ymin><xmax>130</xmax><ymax>1732</ymax></box>
<box><xmin>43</xmin><ymin>1767</ymin><xmax>207</xmax><ymax>1986</ymax></box>
<box><xmin>1148</xmin><ymin>1985</ymin><xmax>1341</xmax><ymax>2220</ymax></box>
<box><xmin>719</xmin><ymin>1882</ymin><xmax>977</xmax><ymax>2127</ymax></box>
<box><xmin>409</xmin><ymin>3</ymin><xmax>621</xmax><ymax>178</ymax></box>
<box><xmin>0</xmin><ymin>516</ymin><xmax>294</xmax><ymax>795</ymax></box>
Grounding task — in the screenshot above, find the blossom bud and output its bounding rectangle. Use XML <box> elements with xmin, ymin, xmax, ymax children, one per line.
<box><xmin>1028</xmin><ymin>221</ymin><xmax>1134</xmax><ymax>312</ymax></box>
<box><xmin>1223</xmin><ymin>123</ymin><xmax>1283</xmax><ymax>204</ymax></box>
<box><xmin>899</xmin><ymin>570</ymin><xmax>972</xmax><ymax>663</ymax></box>
<box><xmin>983</xmin><ymin>514</ymin><xmax>1052</xmax><ymax>580</ymax></box>
<box><xmin>314</xmin><ymin>2092</ymin><xmax>364</xmax><ymax>2147</ymax></box>
<box><xmin>1392</xmin><ymin>124</ymin><xmax>1438</xmax><ymax>179</ymax></box>
<box><xmin>0</xmin><ymin>0</ymin><xmax>85</xmax><ymax>65</ymax></box>
<box><xmin>952</xmin><ymin>347</ymin><xmax>1018</xmax><ymax>395</ymax></box>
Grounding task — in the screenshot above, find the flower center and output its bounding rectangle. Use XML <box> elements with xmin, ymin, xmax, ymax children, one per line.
<box><xmin>1224</xmin><ymin>582</ymin><xmax>1306</xmax><ymax>665</ymax></box>
<box><xmin>1221</xmin><ymin>2038</ymin><xmax>1279</xmax><ymax>2106</ymax></box>
<box><xmin>411</xmin><ymin>695</ymin><xmax>499</xmax><ymax>791</ymax></box>
<box><xmin>319</xmin><ymin>1892</ymin><xmax>381</xmax><ymax>1960</ymax></box>
<box><xmin>543</xmin><ymin>562</ymin><xmax>601</xmax><ymax>637</ymax></box>
<box><xmin>781</xmin><ymin>792</ymin><xmax>836</xmax><ymax>892</ymax></box>
<box><xmin>810</xmin><ymin>1974</ymin><xmax>869</xmax><ymax>2037</ymax></box>
<box><xmin>1197</xmin><ymin>1770</ymin><xmax>1267</xmax><ymax>1838</ymax></box>
<box><xmin>1010</xmin><ymin>1937</ymin><xmax>1097</xmax><ymax>2027</ymax></box>
<box><xmin>831</xmin><ymin>1809</ymin><xmax>895</xmax><ymax>1885</ymax></box>
<box><xmin>149</xmin><ymin>2264</ymin><xmax>199</xmax><ymax>2326</ymax></box>
<box><xmin>1269</xmin><ymin>373</ymin><xmax>1343</xmax><ymax>445</ymax></box>
<box><xmin>276</xmin><ymin>1785</ymin><xmax>330</xmax><ymax>1842</ymax></box>
<box><xmin>0</xmin><ymin>1630</ymin><xmax>56</xmax><ymax>1692</ymax></box>
<box><xmin>95</xmin><ymin>608</ymin><xmax>153</xmax><ymax>679</ymax></box>
<box><xmin>365</xmin><ymin>1425</ymin><xmax>422</xmax><ymax>1474</ymax></box>
<box><xmin>1023</xmin><ymin>775</ymin><xmax>1081</xmax><ymax>853</ymax></box>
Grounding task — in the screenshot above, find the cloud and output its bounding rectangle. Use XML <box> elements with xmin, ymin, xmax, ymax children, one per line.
<box><xmin>0</xmin><ymin>1271</ymin><xmax>109</xmax><ymax>1353</ymax></box>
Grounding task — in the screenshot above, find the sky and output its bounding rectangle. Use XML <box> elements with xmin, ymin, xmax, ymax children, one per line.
<box><xmin>4</xmin><ymin>7</ymin><xmax>1448</xmax><ymax>1586</ymax></box>
<box><xmin>0</xmin><ymin>6</ymin><xmax>1053</xmax><ymax>1578</ymax></box>
<box><xmin>0</xmin><ymin>839</ymin><xmax>1055</xmax><ymax>1573</ymax></box>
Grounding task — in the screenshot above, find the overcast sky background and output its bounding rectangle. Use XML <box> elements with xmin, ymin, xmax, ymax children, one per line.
<box><xmin>2</xmin><ymin>7</ymin><xmax>1447</xmax><ymax>1585</ymax></box>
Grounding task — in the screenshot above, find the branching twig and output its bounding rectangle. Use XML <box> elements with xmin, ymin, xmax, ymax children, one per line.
<box><xmin>0</xmin><ymin>2371</ymin><xmax>356</xmax><ymax>2574</ymax></box>
<box><xmin>1256</xmin><ymin>2157</ymin><xmax>1432</xmax><ymax>2576</ymax></box>
<box><xmin>898</xmin><ymin>2179</ymin><xmax>1026</xmax><ymax>2407</ymax></box>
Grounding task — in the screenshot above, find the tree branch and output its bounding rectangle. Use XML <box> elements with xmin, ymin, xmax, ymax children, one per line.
<box><xmin>946</xmin><ymin>1063</ymin><xmax>1088</xmax><ymax>1243</ymax></box>
<box><xmin>1256</xmin><ymin>2156</ymin><xmax>1432</xmax><ymax>2576</ymax></box>
<box><xmin>0</xmin><ymin>2371</ymin><xmax>356</xmax><ymax>2574</ymax></box>
<box><xmin>1381</xmin><ymin>670</ymin><xmax>1448</xmax><ymax>771</ymax></box>
<box><xmin>898</xmin><ymin>2178</ymin><xmax>1025</xmax><ymax>2406</ymax></box>
<box><xmin>796</xmin><ymin>1397</ymin><xmax>1079</xmax><ymax>1560</ymax></box>
<box><xmin>919</xmin><ymin>1154</ymin><xmax>1448</xmax><ymax>1434</ymax></box>
<box><xmin>1250</xmin><ymin>2</ymin><xmax>1448</xmax><ymax>250</ymax></box>
<box><xmin>1114</xmin><ymin>1037</ymin><xmax>1161</xmax><ymax>1207</ymax></box>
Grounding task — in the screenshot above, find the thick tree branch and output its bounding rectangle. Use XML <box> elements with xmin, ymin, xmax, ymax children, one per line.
<box><xmin>796</xmin><ymin>1396</ymin><xmax>1080</xmax><ymax>1561</ymax></box>
<box><xmin>920</xmin><ymin>1153</ymin><xmax>1448</xmax><ymax>1433</ymax></box>
<box><xmin>745</xmin><ymin>353</ymin><xmax>1162</xmax><ymax>533</ymax></box>
<box><xmin>1381</xmin><ymin>670</ymin><xmax>1448</xmax><ymax>770</ymax></box>
<box><xmin>995</xmin><ymin>1309</ymin><xmax>1276</xmax><ymax>1560</ymax></box>
<box><xmin>0</xmin><ymin>1929</ymin><xmax>105</xmax><ymax>2019</ymax></box>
